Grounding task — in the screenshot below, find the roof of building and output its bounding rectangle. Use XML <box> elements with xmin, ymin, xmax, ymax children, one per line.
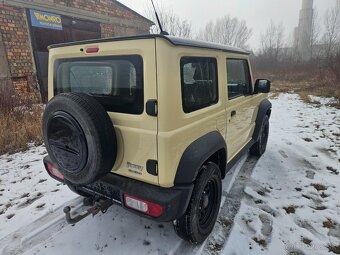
<box><xmin>48</xmin><ymin>34</ymin><xmax>250</xmax><ymax>55</ymax></box>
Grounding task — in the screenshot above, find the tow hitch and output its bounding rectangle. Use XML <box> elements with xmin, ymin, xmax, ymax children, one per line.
<box><xmin>63</xmin><ymin>198</ymin><xmax>113</xmax><ymax>224</ymax></box>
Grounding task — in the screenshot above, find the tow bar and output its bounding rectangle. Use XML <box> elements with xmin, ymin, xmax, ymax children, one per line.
<box><xmin>63</xmin><ymin>198</ymin><xmax>113</xmax><ymax>224</ymax></box>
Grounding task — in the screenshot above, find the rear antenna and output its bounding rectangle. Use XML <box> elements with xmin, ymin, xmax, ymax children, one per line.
<box><xmin>150</xmin><ymin>0</ymin><xmax>169</xmax><ymax>35</ymax></box>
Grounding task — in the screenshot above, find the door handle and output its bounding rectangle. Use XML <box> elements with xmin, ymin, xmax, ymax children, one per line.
<box><xmin>231</xmin><ymin>110</ymin><xmax>236</xmax><ymax>117</ymax></box>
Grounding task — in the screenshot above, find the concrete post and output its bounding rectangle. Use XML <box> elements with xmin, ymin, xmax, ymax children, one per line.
<box><xmin>0</xmin><ymin>32</ymin><xmax>10</xmax><ymax>80</ymax></box>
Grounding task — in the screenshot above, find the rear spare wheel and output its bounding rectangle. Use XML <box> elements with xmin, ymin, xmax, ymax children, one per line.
<box><xmin>43</xmin><ymin>92</ymin><xmax>117</xmax><ymax>185</ymax></box>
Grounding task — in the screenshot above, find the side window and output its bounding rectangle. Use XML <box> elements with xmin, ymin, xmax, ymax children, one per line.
<box><xmin>180</xmin><ymin>57</ymin><xmax>218</xmax><ymax>113</ymax></box>
<box><xmin>226</xmin><ymin>59</ymin><xmax>251</xmax><ymax>100</ymax></box>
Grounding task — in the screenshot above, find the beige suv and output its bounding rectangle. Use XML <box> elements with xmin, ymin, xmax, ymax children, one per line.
<box><xmin>42</xmin><ymin>34</ymin><xmax>271</xmax><ymax>244</ymax></box>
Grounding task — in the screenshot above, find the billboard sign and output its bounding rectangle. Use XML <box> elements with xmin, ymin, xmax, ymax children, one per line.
<box><xmin>30</xmin><ymin>9</ymin><xmax>62</xmax><ymax>30</ymax></box>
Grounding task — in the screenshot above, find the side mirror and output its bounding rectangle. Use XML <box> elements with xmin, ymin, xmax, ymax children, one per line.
<box><xmin>254</xmin><ymin>79</ymin><xmax>271</xmax><ymax>94</ymax></box>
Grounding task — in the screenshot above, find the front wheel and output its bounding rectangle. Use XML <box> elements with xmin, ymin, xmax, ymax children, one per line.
<box><xmin>173</xmin><ymin>162</ymin><xmax>222</xmax><ymax>244</ymax></box>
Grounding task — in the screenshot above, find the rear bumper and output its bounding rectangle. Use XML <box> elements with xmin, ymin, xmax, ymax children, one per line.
<box><xmin>44</xmin><ymin>156</ymin><xmax>193</xmax><ymax>222</ymax></box>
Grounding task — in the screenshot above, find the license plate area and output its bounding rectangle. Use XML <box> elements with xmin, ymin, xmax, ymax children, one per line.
<box><xmin>80</xmin><ymin>181</ymin><xmax>121</xmax><ymax>205</ymax></box>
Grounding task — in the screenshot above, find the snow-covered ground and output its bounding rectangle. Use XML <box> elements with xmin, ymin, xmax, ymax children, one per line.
<box><xmin>0</xmin><ymin>93</ymin><xmax>339</xmax><ymax>255</ymax></box>
<box><xmin>222</xmin><ymin>94</ymin><xmax>340</xmax><ymax>255</ymax></box>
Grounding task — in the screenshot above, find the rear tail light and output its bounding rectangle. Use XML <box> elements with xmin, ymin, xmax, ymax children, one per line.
<box><xmin>124</xmin><ymin>194</ymin><xmax>163</xmax><ymax>218</ymax></box>
<box><xmin>44</xmin><ymin>162</ymin><xmax>64</xmax><ymax>181</ymax></box>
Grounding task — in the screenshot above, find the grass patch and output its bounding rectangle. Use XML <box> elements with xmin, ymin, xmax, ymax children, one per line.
<box><xmin>327</xmin><ymin>166</ymin><xmax>339</xmax><ymax>175</ymax></box>
<box><xmin>312</xmin><ymin>205</ymin><xmax>327</xmax><ymax>210</ymax></box>
<box><xmin>219</xmin><ymin>217</ymin><xmax>233</xmax><ymax>228</ymax></box>
<box><xmin>253</xmin><ymin>237</ymin><xmax>267</xmax><ymax>247</ymax></box>
<box><xmin>283</xmin><ymin>206</ymin><xmax>296</xmax><ymax>214</ymax></box>
<box><xmin>320</xmin><ymin>192</ymin><xmax>330</xmax><ymax>198</ymax></box>
<box><xmin>328</xmin><ymin>244</ymin><xmax>340</xmax><ymax>254</ymax></box>
<box><xmin>18</xmin><ymin>192</ymin><xmax>43</xmax><ymax>208</ymax></box>
<box><xmin>208</xmin><ymin>241</ymin><xmax>224</xmax><ymax>252</ymax></box>
<box><xmin>270</xmin><ymin>80</ymin><xmax>340</xmax><ymax>108</ymax></box>
<box><xmin>20</xmin><ymin>193</ymin><xmax>30</xmax><ymax>199</ymax></box>
<box><xmin>0</xmin><ymin>89</ymin><xmax>43</xmax><ymax>155</ymax></box>
<box><xmin>323</xmin><ymin>219</ymin><xmax>336</xmax><ymax>229</ymax></box>
<box><xmin>311</xmin><ymin>183</ymin><xmax>328</xmax><ymax>191</ymax></box>
<box><xmin>301</xmin><ymin>237</ymin><xmax>312</xmax><ymax>246</ymax></box>
<box><xmin>303</xmin><ymin>138</ymin><xmax>313</xmax><ymax>142</ymax></box>
<box><xmin>36</xmin><ymin>203</ymin><xmax>45</xmax><ymax>209</ymax></box>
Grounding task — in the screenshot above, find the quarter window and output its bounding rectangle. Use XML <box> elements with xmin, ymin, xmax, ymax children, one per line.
<box><xmin>226</xmin><ymin>59</ymin><xmax>251</xmax><ymax>99</ymax></box>
<box><xmin>180</xmin><ymin>57</ymin><xmax>218</xmax><ymax>113</ymax></box>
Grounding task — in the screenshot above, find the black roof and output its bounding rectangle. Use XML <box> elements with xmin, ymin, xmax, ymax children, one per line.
<box><xmin>48</xmin><ymin>34</ymin><xmax>249</xmax><ymax>55</ymax></box>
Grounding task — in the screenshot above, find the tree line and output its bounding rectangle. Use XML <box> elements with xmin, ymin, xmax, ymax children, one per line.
<box><xmin>145</xmin><ymin>3</ymin><xmax>252</xmax><ymax>49</ymax></box>
<box><xmin>145</xmin><ymin>1</ymin><xmax>340</xmax><ymax>82</ymax></box>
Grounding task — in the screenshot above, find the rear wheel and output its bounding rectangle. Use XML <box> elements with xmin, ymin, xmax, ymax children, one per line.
<box><xmin>250</xmin><ymin>115</ymin><xmax>269</xmax><ymax>156</ymax></box>
<box><xmin>173</xmin><ymin>162</ymin><xmax>222</xmax><ymax>244</ymax></box>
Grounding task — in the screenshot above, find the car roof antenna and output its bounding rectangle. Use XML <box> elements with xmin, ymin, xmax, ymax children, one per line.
<box><xmin>150</xmin><ymin>0</ymin><xmax>169</xmax><ymax>36</ymax></box>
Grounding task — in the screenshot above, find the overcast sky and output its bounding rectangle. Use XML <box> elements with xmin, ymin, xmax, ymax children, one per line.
<box><xmin>118</xmin><ymin>0</ymin><xmax>336</xmax><ymax>50</ymax></box>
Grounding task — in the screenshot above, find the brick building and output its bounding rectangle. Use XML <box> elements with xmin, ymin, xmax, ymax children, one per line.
<box><xmin>0</xmin><ymin>0</ymin><xmax>152</xmax><ymax>102</ymax></box>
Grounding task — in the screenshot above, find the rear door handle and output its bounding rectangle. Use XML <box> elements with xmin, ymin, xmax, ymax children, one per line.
<box><xmin>231</xmin><ymin>110</ymin><xmax>236</xmax><ymax>117</ymax></box>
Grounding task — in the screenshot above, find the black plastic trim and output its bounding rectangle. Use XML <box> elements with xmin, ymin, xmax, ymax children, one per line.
<box><xmin>174</xmin><ymin>131</ymin><xmax>227</xmax><ymax>185</ymax></box>
<box><xmin>86</xmin><ymin>173</ymin><xmax>193</xmax><ymax>222</ymax></box>
<box><xmin>253</xmin><ymin>99</ymin><xmax>272</xmax><ymax>141</ymax></box>
<box><xmin>146</xmin><ymin>100</ymin><xmax>158</xmax><ymax>116</ymax></box>
<box><xmin>43</xmin><ymin>156</ymin><xmax>193</xmax><ymax>222</ymax></box>
<box><xmin>146</xmin><ymin>159</ymin><xmax>158</xmax><ymax>176</ymax></box>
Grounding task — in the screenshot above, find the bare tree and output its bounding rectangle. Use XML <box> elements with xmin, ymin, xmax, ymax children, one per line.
<box><xmin>197</xmin><ymin>15</ymin><xmax>252</xmax><ymax>49</ymax></box>
<box><xmin>323</xmin><ymin>0</ymin><xmax>340</xmax><ymax>59</ymax></box>
<box><xmin>259</xmin><ymin>20</ymin><xmax>285</xmax><ymax>64</ymax></box>
<box><xmin>144</xmin><ymin>3</ymin><xmax>192</xmax><ymax>38</ymax></box>
<box><xmin>310</xmin><ymin>9</ymin><xmax>321</xmax><ymax>59</ymax></box>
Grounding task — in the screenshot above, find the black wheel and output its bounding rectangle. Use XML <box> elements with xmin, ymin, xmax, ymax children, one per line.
<box><xmin>250</xmin><ymin>115</ymin><xmax>269</xmax><ymax>156</ymax></box>
<box><xmin>43</xmin><ymin>93</ymin><xmax>117</xmax><ymax>185</ymax></box>
<box><xmin>173</xmin><ymin>162</ymin><xmax>222</xmax><ymax>244</ymax></box>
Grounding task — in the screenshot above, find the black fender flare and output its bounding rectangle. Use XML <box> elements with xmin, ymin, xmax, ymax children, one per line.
<box><xmin>174</xmin><ymin>131</ymin><xmax>227</xmax><ymax>185</ymax></box>
<box><xmin>253</xmin><ymin>99</ymin><xmax>272</xmax><ymax>141</ymax></box>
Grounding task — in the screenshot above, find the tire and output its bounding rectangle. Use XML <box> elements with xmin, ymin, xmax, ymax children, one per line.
<box><xmin>250</xmin><ymin>115</ymin><xmax>269</xmax><ymax>157</ymax></box>
<box><xmin>173</xmin><ymin>162</ymin><xmax>222</xmax><ymax>244</ymax></box>
<box><xmin>43</xmin><ymin>93</ymin><xmax>117</xmax><ymax>185</ymax></box>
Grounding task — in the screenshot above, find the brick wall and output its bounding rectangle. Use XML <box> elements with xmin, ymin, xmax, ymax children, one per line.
<box><xmin>101</xmin><ymin>23</ymin><xmax>149</xmax><ymax>38</ymax></box>
<box><xmin>40</xmin><ymin>0</ymin><xmax>151</xmax><ymax>28</ymax></box>
<box><xmin>54</xmin><ymin>0</ymin><xmax>151</xmax><ymax>38</ymax></box>
<box><xmin>0</xmin><ymin>1</ymin><xmax>151</xmax><ymax>102</ymax></box>
<box><xmin>0</xmin><ymin>4</ymin><xmax>39</xmax><ymax>102</ymax></box>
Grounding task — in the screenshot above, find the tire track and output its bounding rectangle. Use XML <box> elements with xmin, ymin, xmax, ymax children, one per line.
<box><xmin>0</xmin><ymin>197</ymin><xmax>83</xmax><ymax>255</ymax></box>
<box><xmin>175</xmin><ymin>155</ymin><xmax>259</xmax><ymax>255</ymax></box>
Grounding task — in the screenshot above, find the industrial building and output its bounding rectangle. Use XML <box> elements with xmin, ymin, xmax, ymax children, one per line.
<box><xmin>0</xmin><ymin>0</ymin><xmax>153</xmax><ymax>102</ymax></box>
<box><xmin>294</xmin><ymin>0</ymin><xmax>314</xmax><ymax>61</ymax></box>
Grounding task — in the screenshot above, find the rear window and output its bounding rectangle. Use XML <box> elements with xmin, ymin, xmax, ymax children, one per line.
<box><xmin>54</xmin><ymin>55</ymin><xmax>143</xmax><ymax>114</ymax></box>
